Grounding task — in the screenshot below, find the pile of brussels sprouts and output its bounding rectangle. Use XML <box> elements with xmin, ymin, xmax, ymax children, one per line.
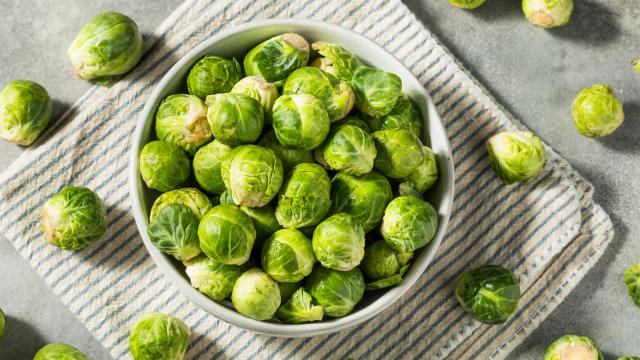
<box><xmin>137</xmin><ymin>32</ymin><xmax>443</xmax><ymax>324</ymax></box>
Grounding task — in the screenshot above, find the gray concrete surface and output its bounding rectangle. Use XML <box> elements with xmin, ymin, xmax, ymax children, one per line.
<box><xmin>0</xmin><ymin>1</ymin><xmax>637</xmax><ymax>359</ymax></box>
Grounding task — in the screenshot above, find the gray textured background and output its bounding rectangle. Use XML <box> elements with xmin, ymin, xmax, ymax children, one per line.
<box><xmin>0</xmin><ymin>1</ymin><xmax>638</xmax><ymax>359</ymax></box>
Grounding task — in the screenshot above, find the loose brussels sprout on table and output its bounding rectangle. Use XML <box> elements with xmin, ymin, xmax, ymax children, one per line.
<box><xmin>206</xmin><ymin>93</ymin><xmax>264</xmax><ymax>146</ymax></box>
<box><xmin>312</xmin><ymin>213</ymin><xmax>365</xmax><ymax>271</ymax></box>
<box><xmin>139</xmin><ymin>140</ymin><xmax>191</xmax><ymax>192</ymax></box>
<box><xmin>34</xmin><ymin>343</ymin><xmax>89</xmax><ymax>360</ymax></box>
<box><xmin>68</xmin><ymin>12</ymin><xmax>143</xmax><ymax>84</ymax></box>
<box><xmin>305</xmin><ymin>266</ymin><xmax>365</xmax><ymax>318</ymax></box>
<box><xmin>352</xmin><ymin>66</ymin><xmax>402</xmax><ymax>118</ymax></box>
<box><xmin>624</xmin><ymin>263</ymin><xmax>640</xmax><ymax>308</ymax></box>
<box><xmin>366</xmin><ymin>93</ymin><xmax>422</xmax><ymax>139</ymax></box>
<box><xmin>155</xmin><ymin>94</ymin><xmax>211</xmax><ymax>155</ymax></box>
<box><xmin>276</xmin><ymin>287</ymin><xmax>323</xmax><ymax>324</ymax></box>
<box><xmin>362</xmin><ymin>240</ymin><xmax>413</xmax><ymax>290</ymax></box>
<box><xmin>373</xmin><ymin>129</ymin><xmax>424</xmax><ymax>179</ymax></box>
<box><xmin>455</xmin><ymin>265</ymin><xmax>521</xmax><ymax>324</ymax></box>
<box><xmin>198</xmin><ymin>205</ymin><xmax>256</xmax><ymax>265</ymax></box>
<box><xmin>544</xmin><ymin>335</ymin><xmax>603</xmax><ymax>360</ymax></box>
<box><xmin>187</xmin><ymin>56</ymin><xmax>242</xmax><ymax>99</ymax></box>
<box><xmin>147</xmin><ymin>203</ymin><xmax>201</xmax><ymax>260</ymax></box>
<box><xmin>522</xmin><ymin>0</ymin><xmax>574</xmax><ymax>29</ymax></box>
<box><xmin>317</xmin><ymin>123</ymin><xmax>376</xmax><ymax>176</ymax></box>
<box><xmin>184</xmin><ymin>254</ymin><xmax>241</xmax><ymax>301</ymax></box>
<box><xmin>193</xmin><ymin>140</ymin><xmax>233</xmax><ymax>195</ymax></box>
<box><xmin>272</xmin><ymin>93</ymin><xmax>330</xmax><ymax>150</ymax></box>
<box><xmin>258</xmin><ymin>131</ymin><xmax>314</xmax><ymax>172</ymax></box>
<box><xmin>129</xmin><ymin>312</ymin><xmax>190</xmax><ymax>360</ymax></box>
<box><xmin>399</xmin><ymin>145</ymin><xmax>439</xmax><ymax>196</ymax></box>
<box><xmin>0</xmin><ymin>80</ymin><xmax>52</xmax><ymax>145</ymax></box>
<box><xmin>244</xmin><ymin>33</ymin><xmax>310</xmax><ymax>84</ymax></box>
<box><xmin>261</xmin><ymin>228</ymin><xmax>315</xmax><ymax>282</ymax></box>
<box><xmin>232</xmin><ymin>268</ymin><xmax>281</xmax><ymax>320</ymax></box>
<box><xmin>275</xmin><ymin>163</ymin><xmax>331</xmax><ymax>228</ymax></box>
<box><xmin>449</xmin><ymin>0</ymin><xmax>487</xmax><ymax>9</ymax></box>
<box><xmin>572</xmin><ymin>84</ymin><xmax>625</xmax><ymax>138</ymax></box>
<box><xmin>381</xmin><ymin>195</ymin><xmax>438</xmax><ymax>253</ymax></box>
<box><xmin>487</xmin><ymin>131</ymin><xmax>545</xmax><ymax>185</ymax></box>
<box><xmin>41</xmin><ymin>186</ymin><xmax>108</xmax><ymax>250</ymax></box>
<box><xmin>231</xmin><ymin>75</ymin><xmax>279</xmax><ymax>120</ymax></box>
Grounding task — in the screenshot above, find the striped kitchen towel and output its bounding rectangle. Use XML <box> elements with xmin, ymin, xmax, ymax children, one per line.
<box><xmin>0</xmin><ymin>1</ymin><xmax>613</xmax><ymax>359</ymax></box>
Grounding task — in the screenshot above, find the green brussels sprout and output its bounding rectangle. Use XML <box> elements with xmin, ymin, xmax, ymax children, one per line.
<box><xmin>68</xmin><ymin>12</ymin><xmax>143</xmax><ymax>84</ymax></box>
<box><xmin>455</xmin><ymin>265</ymin><xmax>521</xmax><ymax>325</ymax></box>
<box><xmin>261</xmin><ymin>228</ymin><xmax>315</xmax><ymax>282</ymax></box>
<box><xmin>311</xmin><ymin>42</ymin><xmax>363</xmax><ymax>81</ymax></box>
<box><xmin>449</xmin><ymin>0</ymin><xmax>486</xmax><ymax>9</ymax></box>
<box><xmin>544</xmin><ymin>335</ymin><xmax>603</xmax><ymax>360</ymax></box>
<box><xmin>0</xmin><ymin>308</ymin><xmax>4</xmax><ymax>339</ymax></box>
<box><xmin>0</xmin><ymin>80</ymin><xmax>52</xmax><ymax>145</ymax></box>
<box><xmin>624</xmin><ymin>263</ymin><xmax>640</xmax><ymax>308</ymax></box>
<box><xmin>352</xmin><ymin>66</ymin><xmax>402</xmax><ymax>118</ymax></box>
<box><xmin>278</xmin><ymin>281</ymin><xmax>301</xmax><ymax>303</ymax></box>
<box><xmin>365</xmin><ymin>93</ymin><xmax>422</xmax><ymax>138</ymax></box>
<box><xmin>272</xmin><ymin>94</ymin><xmax>330</xmax><ymax>150</ymax></box>
<box><xmin>312</xmin><ymin>213</ymin><xmax>365</xmax><ymax>271</ymax></box>
<box><xmin>258</xmin><ymin>131</ymin><xmax>314</xmax><ymax>173</ymax></box>
<box><xmin>129</xmin><ymin>312</ymin><xmax>190</xmax><ymax>360</ymax></box>
<box><xmin>139</xmin><ymin>140</ymin><xmax>190</xmax><ymax>192</ymax></box>
<box><xmin>198</xmin><ymin>205</ymin><xmax>256</xmax><ymax>265</ymax></box>
<box><xmin>221</xmin><ymin>145</ymin><xmax>284</xmax><ymax>207</ymax></box>
<box><xmin>218</xmin><ymin>190</ymin><xmax>279</xmax><ymax>239</ymax></box>
<box><xmin>305</xmin><ymin>266</ymin><xmax>365</xmax><ymax>317</ymax></box>
<box><xmin>522</xmin><ymin>0</ymin><xmax>574</xmax><ymax>28</ymax></box>
<box><xmin>183</xmin><ymin>254</ymin><xmax>241</xmax><ymax>301</ymax></box>
<box><xmin>244</xmin><ymin>33</ymin><xmax>310</xmax><ymax>84</ymax></box>
<box><xmin>381</xmin><ymin>195</ymin><xmax>438</xmax><ymax>252</ymax></box>
<box><xmin>399</xmin><ymin>146</ymin><xmax>439</xmax><ymax>196</ymax></box>
<box><xmin>34</xmin><ymin>343</ymin><xmax>89</xmax><ymax>360</ymax></box>
<box><xmin>276</xmin><ymin>287</ymin><xmax>323</xmax><ymax>324</ymax></box>
<box><xmin>155</xmin><ymin>94</ymin><xmax>211</xmax><ymax>155</ymax></box>
<box><xmin>205</xmin><ymin>93</ymin><xmax>264</xmax><ymax>146</ymax></box>
<box><xmin>231</xmin><ymin>76</ymin><xmax>279</xmax><ymax>122</ymax></box>
<box><xmin>362</xmin><ymin>240</ymin><xmax>413</xmax><ymax>290</ymax></box>
<box><xmin>571</xmin><ymin>84</ymin><xmax>625</xmax><ymax>138</ymax></box>
<box><xmin>186</xmin><ymin>56</ymin><xmax>242</xmax><ymax>99</ymax></box>
<box><xmin>147</xmin><ymin>204</ymin><xmax>201</xmax><ymax>260</ymax></box>
<box><xmin>41</xmin><ymin>186</ymin><xmax>108</xmax><ymax>250</ymax></box>
<box><xmin>193</xmin><ymin>140</ymin><xmax>233</xmax><ymax>194</ymax></box>
<box><xmin>318</xmin><ymin>123</ymin><xmax>376</xmax><ymax>176</ymax></box>
<box><xmin>149</xmin><ymin>187</ymin><xmax>212</xmax><ymax>223</ymax></box>
<box><xmin>283</xmin><ymin>67</ymin><xmax>355</xmax><ymax>122</ymax></box>
<box><xmin>372</xmin><ymin>129</ymin><xmax>424</xmax><ymax>179</ymax></box>
<box><xmin>232</xmin><ymin>268</ymin><xmax>281</xmax><ymax>320</ymax></box>
<box><xmin>486</xmin><ymin>131</ymin><xmax>546</xmax><ymax>185</ymax></box>
<box><xmin>329</xmin><ymin>171</ymin><xmax>393</xmax><ymax>233</ymax></box>
<box><xmin>275</xmin><ymin>163</ymin><xmax>331</xmax><ymax>228</ymax></box>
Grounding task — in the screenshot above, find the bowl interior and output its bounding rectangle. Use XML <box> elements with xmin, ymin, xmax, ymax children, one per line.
<box><xmin>130</xmin><ymin>19</ymin><xmax>454</xmax><ymax>337</ymax></box>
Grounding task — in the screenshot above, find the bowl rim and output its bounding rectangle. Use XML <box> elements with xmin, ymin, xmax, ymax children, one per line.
<box><xmin>129</xmin><ymin>17</ymin><xmax>455</xmax><ymax>337</ymax></box>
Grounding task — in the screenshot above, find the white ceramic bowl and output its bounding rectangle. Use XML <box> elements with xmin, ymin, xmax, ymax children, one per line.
<box><xmin>130</xmin><ymin>18</ymin><xmax>454</xmax><ymax>337</ymax></box>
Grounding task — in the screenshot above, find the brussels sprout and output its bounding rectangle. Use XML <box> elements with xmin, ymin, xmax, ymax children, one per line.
<box><xmin>147</xmin><ymin>204</ymin><xmax>200</xmax><ymax>260</ymax></box>
<box><xmin>318</xmin><ymin>123</ymin><xmax>376</xmax><ymax>176</ymax></box>
<box><xmin>312</xmin><ymin>213</ymin><xmax>365</xmax><ymax>271</ymax></box>
<box><xmin>258</xmin><ymin>131</ymin><xmax>314</xmax><ymax>172</ymax></box>
<box><xmin>261</xmin><ymin>228</ymin><xmax>315</xmax><ymax>282</ymax></box>
<box><xmin>198</xmin><ymin>205</ymin><xmax>256</xmax><ymax>265</ymax></box>
<box><xmin>149</xmin><ymin>187</ymin><xmax>212</xmax><ymax>223</ymax></box>
<box><xmin>352</xmin><ymin>66</ymin><xmax>402</xmax><ymax>118</ymax></box>
<box><xmin>372</xmin><ymin>129</ymin><xmax>424</xmax><ymax>179</ymax></box>
<box><xmin>399</xmin><ymin>146</ymin><xmax>439</xmax><ymax>196</ymax></box>
<box><xmin>244</xmin><ymin>33</ymin><xmax>310</xmax><ymax>84</ymax></box>
<box><xmin>275</xmin><ymin>163</ymin><xmax>331</xmax><ymax>228</ymax></box>
<box><xmin>283</xmin><ymin>67</ymin><xmax>355</xmax><ymax>122</ymax></box>
<box><xmin>34</xmin><ymin>343</ymin><xmax>89</xmax><ymax>360</ymax></box>
<box><xmin>272</xmin><ymin>94</ymin><xmax>330</xmax><ymax>150</ymax></box>
<box><xmin>310</xmin><ymin>57</ymin><xmax>338</xmax><ymax>78</ymax></box>
<box><xmin>362</xmin><ymin>240</ymin><xmax>413</xmax><ymax>290</ymax></box>
<box><xmin>0</xmin><ymin>80</ymin><xmax>52</xmax><ymax>145</ymax></box>
<box><xmin>305</xmin><ymin>266</ymin><xmax>365</xmax><ymax>317</ymax></box>
<box><xmin>193</xmin><ymin>140</ymin><xmax>233</xmax><ymax>195</ymax></box>
<box><xmin>311</xmin><ymin>41</ymin><xmax>363</xmax><ymax>81</ymax></box>
<box><xmin>487</xmin><ymin>131</ymin><xmax>545</xmax><ymax>185</ymax></box>
<box><xmin>221</xmin><ymin>145</ymin><xmax>284</xmax><ymax>207</ymax></box>
<box><xmin>455</xmin><ymin>265</ymin><xmax>521</xmax><ymax>325</ymax></box>
<box><xmin>381</xmin><ymin>195</ymin><xmax>438</xmax><ymax>252</ymax></box>
<box><xmin>68</xmin><ymin>12</ymin><xmax>143</xmax><ymax>84</ymax></box>
<box><xmin>41</xmin><ymin>186</ymin><xmax>108</xmax><ymax>250</ymax></box>
<box><xmin>278</xmin><ymin>281</ymin><xmax>301</xmax><ymax>302</ymax></box>
<box><xmin>522</xmin><ymin>0</ymin><xmax>574</xmax><ymax>28</ymax></box>
<box><xmin>0</xmin><ymin>308</ymin><xmax>4</xmax><ymax>339</ymax></box>
<box><xmin>276</xmin><ymin>287</ymin><xmax>323</xmax><ymax>324</ymax></box>
<box><xmin>544</xmin><ymin>335</ymin><xmax>603</xmax><ymax>360</ymax></box>
<box><xmin>129</xmin><ymin>312</ymin><xmax>190</xmax><ymax>360</ymax></box>
<box><xmin>205</xmin><ymin>93</ymin><xmax>264</xmax><ymax>146</ymax></box>
<box><xmin>232</xmin><ymin>268</ymin><xmax>281</xmax><ymax>320</ymax></box>
<box><xmin>449</xmin><ymin>0</ymin><xmax>486</xmax><ymax>9</ymax></box>
<box><xmin>183</xmin><ymin>254</ymin><xmax>241</xmax><ymax>301</ymax></box>
<box><xmin>624</xmin><ymin>263</ymin><xmax>640</xmax><ymax>308</ymax></box>
<box><xmin>366</xmin><ymin>93</ymin><xmax>422</xmax><ymax>138</ymax></box>
<box><xmin>330</xmin><ymin>171</ymin><xmax>393</xmax><ymax>233</ymax></box>
<box><xmin>139</xmin><ymin>140</ymin><xmax>190</xmax><ymax>192</ymax></box>
<box><xmin>231</xmin><ymin>76</ymin><xmax>279</xmax><ymax>122</ymax></box>
<box><xmin>155</xmin><ymin>94</ymin><xmax>211</xmax><ymax>155</ymax></box>
<box><xmin>186</xmin><ymin>56</ymin><xmax>242</xmax><ymax>99</ymax></box>
<box><xmin>571</xmin><ymin>84</ymin><xmax>625</xmax><ymax>138</ymax></box>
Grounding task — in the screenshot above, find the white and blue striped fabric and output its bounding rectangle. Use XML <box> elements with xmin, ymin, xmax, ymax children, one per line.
<box><xmin>0</xmin><ymin>1</ymin><xmax>613</xmax><ymax>359</ymax></box>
